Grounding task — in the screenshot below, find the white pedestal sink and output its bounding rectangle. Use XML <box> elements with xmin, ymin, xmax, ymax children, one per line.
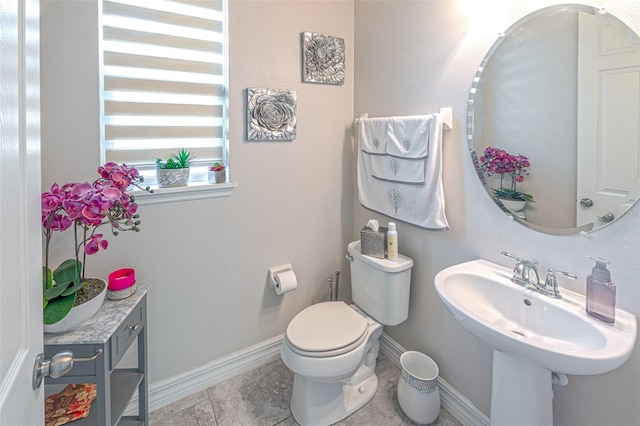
<box><xmin>434</xmin><ymin>259</ymin><xmax>637</xmax><ymax>426</ymax></box>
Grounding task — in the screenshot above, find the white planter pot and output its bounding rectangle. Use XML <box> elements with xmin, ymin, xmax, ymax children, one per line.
<box><xmin>500</xmin><ymin>198</ymin><xmax>527</xmax><ymax>212</ymax></box>
<box><xmin>44</xmin><ymin>280</ymin><xmax>107</xmax><ymax>334</ymax></box>
<box><xmin>156</xmin><ymin>168</ymin><xmax>190</xmax><ymax>188</ymax></box>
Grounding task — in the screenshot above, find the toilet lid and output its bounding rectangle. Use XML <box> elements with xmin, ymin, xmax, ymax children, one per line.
<box><xmin>286</xmin><ymin>302</ymin><xmax>368</xmax><ymax>356</ymax></box>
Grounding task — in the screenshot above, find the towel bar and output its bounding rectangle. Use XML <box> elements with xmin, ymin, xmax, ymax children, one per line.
<box><xmin>356</xmin><ymin>107</ymin><xmax>453</xmax><ymax>130</ymax></box>
<box><xmin>439</xmin><ymin>107</ymin><xmax>453</xmax><ymax>130</ymax></box>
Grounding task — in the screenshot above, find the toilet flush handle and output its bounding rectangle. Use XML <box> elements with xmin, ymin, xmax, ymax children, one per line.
<box><xmin>346</xmin><ymin>254</ymin><xmax>354</xmax><ymax>262</ymax></box>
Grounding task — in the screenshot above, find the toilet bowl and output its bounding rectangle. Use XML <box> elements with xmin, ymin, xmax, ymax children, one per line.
<box><xmin>281</xmin><ymin>302</ymin><xmax>382</xmax><ymax>426</ymax></box>
<box><xmin>281</xmin><ymin>241</ymin><xmax>414</xmax><ymax>426</ymax></box>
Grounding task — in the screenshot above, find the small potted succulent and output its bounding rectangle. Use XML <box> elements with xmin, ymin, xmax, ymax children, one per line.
<box><xmin>208</xmin><ymin>162</ymin><xmax>226</xmax><ymax>184</ymax></box>
<box><xmin>155</xmin><ymin>149</ymin><xmax>196</xmax><ymax>188</ymax></box>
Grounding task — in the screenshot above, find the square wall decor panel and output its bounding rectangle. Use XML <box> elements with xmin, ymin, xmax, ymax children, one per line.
<box><xmin>247</xmin><ymin>88</ymin><xmax>297</xmax><ymax>141</ymax></box>
<box><xmin>302</xmin><ymin>32</ymin><xmax>345</xmax><ymax>85</ymax></box>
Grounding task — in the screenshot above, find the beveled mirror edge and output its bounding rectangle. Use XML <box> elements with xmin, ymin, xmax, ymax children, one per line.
<box><xmin>466</xmin><ymin>3</ymin><xmax>637</xmax><ymax>236</ymax></box>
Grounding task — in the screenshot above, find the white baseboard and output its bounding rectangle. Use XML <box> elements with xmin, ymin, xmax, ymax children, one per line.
<box><xmin>130</xmin><ymin>332</ymin><xmax>489</xmax><ymax>426</ymax></box>
<box><xmin>126</xmin><ymin>334</ymin><xmax>284</xmax><ymax>415</ymax></box>
<box><xmin>379</xmin><ymin>333</ymin><xmax>490</xmax><ymax>426</ymax></box>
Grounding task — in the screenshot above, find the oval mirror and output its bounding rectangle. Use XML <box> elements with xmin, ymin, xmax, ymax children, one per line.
<box><xmin>468</xmin><ymin>4</ymin><xmax>640</xmax><ymax>235</ymax></box>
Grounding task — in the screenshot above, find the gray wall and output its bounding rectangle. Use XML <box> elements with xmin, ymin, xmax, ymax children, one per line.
<box><xmin>354</xmin><ymin>1</ymin><xmax>639</xmax><ymax>425</ymax></box>
<box><xmin>40</xmin><ymin>0</ymin><xmax>640</xmax><ymax>425</ymax></box>
<box><xmin>41</xmin><ymin>0</ymin><xmax>355</xmax><ymax>382</ymax></box>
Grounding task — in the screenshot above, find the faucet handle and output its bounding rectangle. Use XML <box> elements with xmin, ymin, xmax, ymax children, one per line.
<box><xmin>501</xmin><ymin>251</ymin><xmax>523</xmax><ymax>262</ymax></box>
<box><xmin>500</xmin><ymin>251</ymin><xmax>538</xmax><ymax>265</ymax></box>
<box><xmin>554</xmin><ymin>270</ymin><xmax>577</xmax><ymax>280</ymax></box>
<box><xmin>544</xmin><ymin>269</ymin><xmax>577</xmax><ymax>299</ymax></box>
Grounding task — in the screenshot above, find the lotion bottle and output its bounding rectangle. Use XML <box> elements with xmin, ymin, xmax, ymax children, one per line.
<box><xmin>585</xmin><ymin>256</ymin><xmax>616</xmax><ymax>323</ymax></box>
<box><xmin>387</xmin><ymin>222</ymin><xmax>398</xmax><ymax>261</ymax></box>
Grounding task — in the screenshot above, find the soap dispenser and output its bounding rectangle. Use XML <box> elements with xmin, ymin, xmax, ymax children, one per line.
<box><xmin>585</xmin><ymin>256</ymin><xmax>616</xmax><ymax>323</ymax></box>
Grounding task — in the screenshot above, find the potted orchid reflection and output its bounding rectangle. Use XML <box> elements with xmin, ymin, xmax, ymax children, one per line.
<box><xmin>41</xmin><ymin>162</ymin><xmax>151</xmax><ymax>331</ymax></box>
<box><xmin>479</xmin><ymin>147</ymin><xmax>534</xmax><ymax>211</ymax></box>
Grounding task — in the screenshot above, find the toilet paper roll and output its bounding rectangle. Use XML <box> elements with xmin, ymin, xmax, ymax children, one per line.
<box><xmin>274</xmin><ymin>270</ymin><xmax>297</xmax><ymax>295</ymax></box>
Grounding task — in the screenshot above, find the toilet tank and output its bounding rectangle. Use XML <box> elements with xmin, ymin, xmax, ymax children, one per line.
<box><xmin>347</xmin><ymin>240</ymin><xmax>413</xmax><ymax>326</ymax></box>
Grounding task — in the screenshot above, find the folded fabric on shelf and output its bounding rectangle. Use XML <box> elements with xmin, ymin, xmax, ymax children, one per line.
<box><xmin>45</xmin><ymin>383</ymin><xmax>97</xmax><ymax>426</ymax></box>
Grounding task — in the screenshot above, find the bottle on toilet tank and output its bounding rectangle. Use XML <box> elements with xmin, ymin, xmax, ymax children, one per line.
<box><xmin>387</xmin><ymin>222</ymin><xmax>398</xmax><ymax>261</ymax></box>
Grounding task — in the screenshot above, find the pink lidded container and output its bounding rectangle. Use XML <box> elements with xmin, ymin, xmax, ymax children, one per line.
<box><xmin>107</xmin><ymin>268</ymin><xmax>137</xmax><ymax>300</ymax></box>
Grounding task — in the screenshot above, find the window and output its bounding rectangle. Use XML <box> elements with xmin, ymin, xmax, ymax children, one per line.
<box><xmin>101</xmin><ymin>0</ymin><xmax>228</xmax><ymax>189</ymax></box>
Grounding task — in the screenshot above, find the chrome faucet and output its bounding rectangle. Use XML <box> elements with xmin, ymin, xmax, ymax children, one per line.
<box><xmin>541</xmin><ymin>269</ymin><xmax>577</xmax><ymax>299</ymax></box>
<box><xmin>501</xmin><ymin>252</ymin><xmax>576</xmax><ymax>298</ymax></box>
<box><xmin>502</xmin><ymin>252</ymin><xmax>539</xmax><ymax>288</ymax></box>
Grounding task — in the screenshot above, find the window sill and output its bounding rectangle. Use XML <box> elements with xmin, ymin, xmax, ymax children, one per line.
<box><xmin>132</xmin><ymin>182</ymin><xmax>237</xmax><ymax>206</ymax></box>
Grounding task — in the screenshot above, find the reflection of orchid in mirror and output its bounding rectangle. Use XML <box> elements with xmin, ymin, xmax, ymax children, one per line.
<box><xmin>479</xmin><ymin>147</ymin><xmax>534</xmax><ymax>202</ymax></box>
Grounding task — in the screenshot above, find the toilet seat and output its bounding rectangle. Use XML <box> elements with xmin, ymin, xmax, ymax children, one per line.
<box><xmin>286</xmin><ymin>302</ymin><xmax>369</xmax><ymax>358</ymax></box>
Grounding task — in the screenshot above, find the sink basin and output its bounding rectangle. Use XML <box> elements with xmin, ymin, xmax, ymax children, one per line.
<box><xmin>434</xmin><ymin>259</ymin><xmax>637</xmax><ymax>425</ymax></box>
<box><xmin>434</xmin><ymin>259</ymin><xmax>636</xmax><ymax>375</ymax></box>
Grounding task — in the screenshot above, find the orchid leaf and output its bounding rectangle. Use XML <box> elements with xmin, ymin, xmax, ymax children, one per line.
<box><xmin>52</xmin><ymin>259</ymin><xmax>82</xmax><ymax>285</ymax></box>
<box><xmin>44</xmin><ymin>259</ymin><xmax>82</xmax><ymax>302</ymax></box>
<box><xmin>492</xmin><ymin>189</ymin><xmax>535</xmax><ymax>203</ymax></box>
<box><xmin>43</xmin><ymin>293</ymin><xmax>76</xmax><ymax>325</ymax></box>
<box><xmin>43</xmin><ymin>266</ymin><xmax>53</xmax><ymax>292</ymax></box>
<box><xmin>62</xmin><ymin>281</ymin><xmax>84</xmax><ymax>296</ymax></box>
<box><xmin>44</xmin><ymin>282</ymin><xmax>71</xmax><ymax>300</ymax></box>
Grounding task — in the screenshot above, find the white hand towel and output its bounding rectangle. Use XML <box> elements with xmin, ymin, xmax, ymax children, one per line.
<box><xmin>370</xmin><ymin>155</ymin><xmax>425</xmax><ymax>184</ymax></box>
<box><xmin>358</xmin><ymin>115</ymin><xmax>430</xmax><ymax>159</ymax></box>
<box><xmin>357</xmin><ymin>113</ymin><xmax>449</xmax><ymax>231</ymax></box>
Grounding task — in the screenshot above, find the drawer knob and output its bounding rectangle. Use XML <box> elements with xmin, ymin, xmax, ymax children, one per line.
<box><xmin>129</xmin><ymin>324</ymin><xmax>140</xmax><ymax>331</ymax></box>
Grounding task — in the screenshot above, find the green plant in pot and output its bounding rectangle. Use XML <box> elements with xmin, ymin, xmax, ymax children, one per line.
<box><xmin>208</xmin><ymin>162</ymin><xmax>226</xmax><ymax>184</ymax></box>
<box><xmin>155</xmin><ymin>148</ymin><xmax>196</xmax><ymax>188</ymax></box>
<box><xmin>42</xmin><ymin>162</ymin><xmax>151</xmax><ymax>332</ymax></box>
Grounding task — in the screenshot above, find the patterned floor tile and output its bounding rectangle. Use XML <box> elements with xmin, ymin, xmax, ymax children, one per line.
<box><xmin>149</xmin><ymin>390</ymin><xmax>211</xmax><ymax>425</ymax></box>
<box><xmin>207</xmin><ymin>360</ymin><xmax>293</xmax><ymax>426</ymax></box>
<box><xmin>151</xmin><ymin>399</ymin><xmax>217</xmax><ymax>426</ymax></box>
<box><xmin>150</xmin><ymin>354</ymin><xmax>462</xmax><ymax>426</ymax></box>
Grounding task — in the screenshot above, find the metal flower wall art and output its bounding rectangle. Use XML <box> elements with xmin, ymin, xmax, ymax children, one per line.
<box><xmin>247</xmin><ymin>88</ymin><xmax>297</xmax><ymax>141</ymax></box>
<box><xmin>302</xmin><ymin>32</ymin><xmax>345</xmax><ymax>85</ymax></box>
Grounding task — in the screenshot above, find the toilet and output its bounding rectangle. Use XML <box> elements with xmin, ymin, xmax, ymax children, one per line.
<box><xmin>281</xmin><ymin>240</ymin><xmax>414</xmax><ymax>426</ymax></box>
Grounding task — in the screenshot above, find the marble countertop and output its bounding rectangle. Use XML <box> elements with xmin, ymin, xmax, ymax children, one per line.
<box><xmin>44</xmin><ymin>286</ymin><xmax>148</xmax><ymax>346</ymax></box>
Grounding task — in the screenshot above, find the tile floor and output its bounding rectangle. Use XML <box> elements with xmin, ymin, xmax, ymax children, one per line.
<box><xmin>149</xmin><ymin>354</ymin><xmax>462</xmax><ymax>426</ymax></box>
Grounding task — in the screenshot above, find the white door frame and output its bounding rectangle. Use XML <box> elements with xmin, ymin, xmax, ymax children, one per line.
<box><xmin>0</xmin><ymin>0</ymin><xmax>44</xmax><ymax>423</ymax></box>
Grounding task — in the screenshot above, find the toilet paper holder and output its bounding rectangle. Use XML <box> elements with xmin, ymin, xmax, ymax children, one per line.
<box><xmin>268</xmin><ymin>264</ymin><xmax>294</xmax><ymax>289</ymax></box>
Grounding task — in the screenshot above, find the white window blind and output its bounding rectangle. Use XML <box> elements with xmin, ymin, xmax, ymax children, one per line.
<box><xmin>102</xmin><ymin>0</ymin><xmax>228</xmax><ymax>186</ymax></box>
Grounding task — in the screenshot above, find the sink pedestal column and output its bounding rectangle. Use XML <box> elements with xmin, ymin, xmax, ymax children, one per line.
<box><xmin>491</xmin><ymin>350</ymin><xmax>553</xmax><ymax>426</ymax></box>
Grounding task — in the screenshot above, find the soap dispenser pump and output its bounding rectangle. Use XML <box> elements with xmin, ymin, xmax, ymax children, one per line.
<box><xmin>586</xmin><ymin>256</ymin><xmax>616</xmax><ymax>323</ymax></box>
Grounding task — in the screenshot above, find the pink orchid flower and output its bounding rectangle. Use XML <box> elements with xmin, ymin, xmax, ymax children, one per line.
<box><xmin>42</xmin><ymin>162</ymin><xmax>149</xmax><ymax>283</ymax></box>
<box><xmin>84</xmin><ymin>234</ymin><xmax>108</xmax><ymax>255</ymax></box>
<box><xmin>41</xmin><ymin>192</ymin><xmax>62</xmax><ymax>213</ymax></box>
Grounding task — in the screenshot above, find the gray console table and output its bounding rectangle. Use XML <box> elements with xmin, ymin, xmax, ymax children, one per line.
<box><xmin>44</xmin><ymin>287</ymin><xmax>148</xmax><ymax>426</ymax></box>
